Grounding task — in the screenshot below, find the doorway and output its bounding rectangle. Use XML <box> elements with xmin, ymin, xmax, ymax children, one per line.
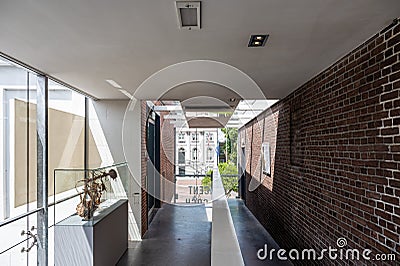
<box><xmin>146</xmin><ymin>109</ymin><xmax>161</xmax><ymax>224</ymax></box>
<box><xmin>239</xmin><ymin>147</ymin><xmax>246</xmax><ymax>201</ymax></box>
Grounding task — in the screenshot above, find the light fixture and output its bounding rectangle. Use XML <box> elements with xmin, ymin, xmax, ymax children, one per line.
<box><xmin>248</xmin><ymin>34</ymin><xmax>269</xmax><ymax>47</ymax></box>
<box><xmin>105</xmin><ymin>79</ymin><xmax>122</xmax><ymax>89</ymax></box>
<box><xmin>118</xmin><ymin>89</ymin><xmax>133</xmax><ymax>99</ymax></box>
<box><xmin>229</xmin><ymin>98</ymin><xmax>236</xmax><ymax>102</ymax></box>
<box><xmin>175</xmin><ymin>1</ymin><xmax>201</xmax><ymax>30</ymax></box>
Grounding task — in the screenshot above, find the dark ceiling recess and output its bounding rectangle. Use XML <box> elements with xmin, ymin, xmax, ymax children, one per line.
<box><xmin>248</xmin><ymin>34</ymin><xmax>269</xmax><ymax>47</ymax></box>
<box><xmin>180</xmin><ymin>8</ymin><xmax>197</xmax><ymax>26</ymax></box>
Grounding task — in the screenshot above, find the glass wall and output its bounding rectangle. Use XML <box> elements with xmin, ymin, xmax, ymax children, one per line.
<box><xmin>47</xmin><ymin>80</ymin><xmax>86</xmax><ymax>202</ymax></box>
<box><xmin>0</xmin><ymin>56</ymin><xmax>91</xmax><ymax>265</ymax></box>
<box><xmin>0</xmin><ymin>57</ymin><xmax>38</xmax><ymax>265</ymax></box>
<box><xmin>0</xmin><ymin>53</ymin><xmax>98</xmax><ymax>265</ymax></box>
<box><xmin>0</xmin><ymin>52</ymin><xmax>130</xmax><ymax>265</ymax></box>
<box><xmin>47</xmin><ymin>80</ymin><xmax>86</xmax><ymax>265</ymax></box>
<box><xmin>87</xmin><ymin>99</ymin><xmax>109</xmax><ymax>169</ymax></box>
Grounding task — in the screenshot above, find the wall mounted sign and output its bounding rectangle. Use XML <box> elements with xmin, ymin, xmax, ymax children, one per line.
<box><xmin>262</xmin><ymin>142</ymin><xmax>271</xmax><ymax>177</ymax></box>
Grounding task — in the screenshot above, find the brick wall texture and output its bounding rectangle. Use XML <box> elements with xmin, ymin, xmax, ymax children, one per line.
<box><xmin>141</xmin><ymin>101</ymin><xmax>176</xmax><ymax>237</ymax></box>
<box><xmin>160</xmin><ymin>111</ymin><xmax>175</xmax><ymax>205</ymax></box>
<box><xmin>239</xmin><ymin>20</ymin><xmax>400</xmax><ymax>265</ymax></box>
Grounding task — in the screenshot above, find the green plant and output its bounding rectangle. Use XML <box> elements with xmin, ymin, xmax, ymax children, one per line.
<box><xmin>221</xmin><ymin>128</ymin><xmax>238</xmax><ymax>164</ymax></box>
<box><xmin>201</xmin><ymin>162</ymin><xmax>238</xmax><ymax>197</ymax></box>
<box><xmin>202</xmin><ymin>169</ymin><xmax>213</xmax><ymax>191</ymax></box>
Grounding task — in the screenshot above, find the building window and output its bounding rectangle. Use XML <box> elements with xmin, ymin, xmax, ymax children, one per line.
<box><xmin>179</xmin><ymin>167</ymin><xmax>185</xmax><ymax>176</ymax></box>
<box><xmin>206</xmin><ymin>132</ymin><xmax>214</xmax><ymax>141</ymax></box>
<box><xmin>178</xmin><ymin>148</ymin><xmax>185</xmax><ymax>164</ymax></box>
<box><xmin>178</xmin><ymin>132</ymin><xmax>185</xmax><ymax>143</ymax></box>
<box><xmin>207</xmin><ymin>147</ymin><xmax>213</xmax><ymax>161</ymax></box>
<box><xmin>191</xmin><ymin>133</ymin><xmax>198</xmax><ymax>142</ymax></box>
<box><xmin>192</xmin><ymin>148</ymin><xmax>198</xmax><ymax>161</ymax></box>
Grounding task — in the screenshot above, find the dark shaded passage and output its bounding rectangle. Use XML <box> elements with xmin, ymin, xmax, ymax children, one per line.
<box><xmin>117</xmin><ymin>204</ymin><xmax>211</xmax><ymax>266</ymax></box>
<box><xmin>228</xmin><ymin>199</ymin><xmax>293</xmax><ymax>266</ymax></box>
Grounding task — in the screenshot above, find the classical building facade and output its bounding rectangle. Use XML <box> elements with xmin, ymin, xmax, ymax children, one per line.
<box><xmin>175</xmin><ymin>128</ymin><xmax>219</xmax><ymax>176</ymax></box>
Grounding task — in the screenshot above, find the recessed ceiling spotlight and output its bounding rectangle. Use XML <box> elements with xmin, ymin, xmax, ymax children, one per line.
<box><xmin>175</xmin><ymin>1</ymin><xmax>201</xmax><ymax>30</ymax></box>
<box><xmin>248</xmin><ymin>34</ymin><xmax>269</xmax><ymax>47</ymax></box>
<box><xmin>105</xmin><ymin>79</ymin><xmax>122</xmax><ymax>89</ymax></box>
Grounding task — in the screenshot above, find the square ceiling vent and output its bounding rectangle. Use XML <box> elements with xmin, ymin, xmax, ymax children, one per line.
<box><xmin>175</xmin><ymin>1</ymin><xmax>201</xmax><ymax>30</ymax></box>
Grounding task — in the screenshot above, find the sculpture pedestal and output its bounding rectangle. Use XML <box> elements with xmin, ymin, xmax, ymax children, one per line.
<box><xmin>54</xmin><ymin>199</ymin><xmax>128</xmax><ymax>266</ymax></box>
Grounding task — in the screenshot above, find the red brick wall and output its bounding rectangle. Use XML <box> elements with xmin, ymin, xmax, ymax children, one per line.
<box><xmin>160</xmin><ymin>110</ymin><xmax>175</xmax><ymax>204</ymax></box>
<box><xmin>239</xmin><ymin>20</ymin><xmax>400</xmax><ymax>265</ymax></box>
<box><xmin>141</xmin><ymin>101</ymin><xmax>176</xmax><ymax>237</ymax></box>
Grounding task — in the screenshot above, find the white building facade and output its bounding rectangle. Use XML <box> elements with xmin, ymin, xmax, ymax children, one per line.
<box><xmin>175</xmin><ymin>128</ymin><xmax>218</xmax><ymax>176</ymax></box>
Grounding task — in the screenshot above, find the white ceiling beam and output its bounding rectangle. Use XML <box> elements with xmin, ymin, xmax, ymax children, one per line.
<box><xmin>153</xmin><ymin>105</ymin><xmax>182</xmax><ymax>111</ymax></box>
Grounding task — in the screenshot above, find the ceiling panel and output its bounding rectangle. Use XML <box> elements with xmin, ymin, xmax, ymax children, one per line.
<box><xmin>0</xmin><ymin>0</ymin><xmax>398</xmax><ymax>99</ymax></box>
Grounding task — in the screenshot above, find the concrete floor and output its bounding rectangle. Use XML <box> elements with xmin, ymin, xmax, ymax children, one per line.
<box><xmin>117</xmin><ymin>204</ymin><xmax>211</xmax><ymax>266</ymax></box>
<box><xmin>118</xmin><ymin>200</ymin><xmax>292</xmax><ymax>266</ymax></box>
<box><xmin>228</xmin><ymin>199</ymin><xmax>293</xmax><ymax>266</ymax></box>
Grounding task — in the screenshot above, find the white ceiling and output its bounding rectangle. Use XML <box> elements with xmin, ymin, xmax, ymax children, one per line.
<box><xmin>0</xmin><ymin>0</ymin><xmax>399</xmax><ymax>100</ymax></box>
<box><xmin>161</xmin><ymin>82</ymin><xmax>241</xmax><ymax>107</ymax></box>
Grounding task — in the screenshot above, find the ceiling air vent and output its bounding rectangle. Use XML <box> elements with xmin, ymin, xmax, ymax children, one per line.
<box><xmin>175</xmin><ymin>1</ymin><xmax>201</xmax><ymax>30</ymax></box>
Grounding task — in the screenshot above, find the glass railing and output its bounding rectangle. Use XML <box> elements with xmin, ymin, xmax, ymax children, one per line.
<box><xmin>0</xmin><ymin>211</ymin><xmax>39</xmax><ymax>266</ymax></box>
<box><xmin>50</xmin><ymin>162</ymin><xmax>140</xmax><ymax>264</ymax></box>
<box><xmin>174</xmin><ymin>173</ymin><xmax>239</xmax><ymax>205</ymax></box>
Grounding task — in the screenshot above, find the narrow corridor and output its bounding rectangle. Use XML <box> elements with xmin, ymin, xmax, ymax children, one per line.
<box><xmin>117</xmin><ymin>204</ymin><xmax>212</xmax><ymax>266</ymax></box>
<box><xmin>228</xmin><ymin>199</ymin><xmax>292</xmax><ymax>266</ymax></box>
<box><xmin>118</xmin><ymin>199</ymin><xmax>290</xmax><ymax>266</ymax></box>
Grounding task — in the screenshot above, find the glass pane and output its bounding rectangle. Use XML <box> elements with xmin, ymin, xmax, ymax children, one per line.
<box><xmin>48</xmin><ymin>81</ymin><xmax>85</xmax><ymax>204</ymax></box>
<box><xmin>0</xmin><ymin>212</ymin><xmax>38</xmax><ymax>265</ymax></box>
<box><xmin>53</xmin><ymin>169</ymin><xmax>85</xmax><ymax>224</ymax></box>
<box><xmin>0</xmin><ymin>238</ymin><xmax>28</xmax><ymax>266</ymax></box>
<box><xmin>27</xmin><ymin>214</ymin><xmax>37</xmax><ymax>266</ymax></box>
<box><xmin>87</xmin><ymin>99</ymin><xmax>106</xmax><ymax>168</ymax></box>
<box><xmin>0</xmin><ymin>58</ymin><xmax>38</xmax><ymax>221</ymax></box>
<box><xmin>0</xmin><ymin>217</ymin><xmax>28</xmax><ymax>257</ymax></box>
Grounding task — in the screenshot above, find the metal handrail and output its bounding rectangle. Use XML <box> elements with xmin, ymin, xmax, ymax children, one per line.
<box><xmin>0</xmin><ymin>163</ymin><xmax>128</xmax><ymax>255</ymax></box>
<box><xmin>0</xmin><ymin>207</ymin><xmax>43</xmax><ymax>228</ymax></box>
<box><xmin>49</xmin><ymin>191</ymin><xmax>83</xmax><ymax>208</ymax></box>
<box><xmin>53</xmin><ymin>162</ymin><xmax>127</xmax><ymax>172</ymax></box>
<box><xmin>0</xmin><ymin>235</ymin><xmax>34</xmax><ymax>254</ymax></box>
<box><xmin>0</xmin><ymin>191</ymin><xmax>84</xmax><ymax>228</ymax></box>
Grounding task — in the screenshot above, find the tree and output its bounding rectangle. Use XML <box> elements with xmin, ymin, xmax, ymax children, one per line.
<box><xmin>201</xmin><ymin>161</ymin><xmax>238</xmax><ymax>197</ymax></box>
<box><xmin>221</xmin><ymin>128</ymin><xmax>238</xmax><ymax>164</ymax></box>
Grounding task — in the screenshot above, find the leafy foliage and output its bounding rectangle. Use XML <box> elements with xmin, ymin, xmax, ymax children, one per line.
<box><xmin>202</xmin><ymin>162</ymin><xmax>238</xmax><ymax>196</ymax></box>
<box><xmin>221</xmin><ymin>128</ymin><xmax>238</xmax><ymax>164</ymax></box>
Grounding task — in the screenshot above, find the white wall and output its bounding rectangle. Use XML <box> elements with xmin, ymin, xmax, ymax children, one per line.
<box><xmin>90</xmin><ymin>100</ymin><xmax>128</xmax><ymax>164</ymax></box>
<box><xmin>91</xmin><ymin>99</ymin><xmax>142</xmax><ymax>239</ymax></box>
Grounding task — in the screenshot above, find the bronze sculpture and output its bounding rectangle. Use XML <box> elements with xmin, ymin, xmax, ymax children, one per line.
<box><xmin>75</xmin><ymin>169</ymin><xmax>118</xmax><ymax>220</ymax></box>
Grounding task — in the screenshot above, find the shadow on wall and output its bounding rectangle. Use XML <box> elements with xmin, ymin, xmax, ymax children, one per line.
<box><xmin>243</xmin><ymin>106</ymin><xmax>297</xmax><ymax>249</ymax></box>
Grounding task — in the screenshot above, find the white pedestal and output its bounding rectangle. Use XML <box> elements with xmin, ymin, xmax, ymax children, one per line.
<box><xmin>54</xmin><ymin>199</ymin><xmax>128</xmax><ymax>266</ymax></box>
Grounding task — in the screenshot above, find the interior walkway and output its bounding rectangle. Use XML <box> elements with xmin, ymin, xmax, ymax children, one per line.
<box><xmin>117</xmin><ymin>204</ymin><xmax>212</xmax><ymax>266</ymax></box>
<box><xmin>228</xmin><ymin>199</ymin><xmax>293</xmax><ymax>266</ymax></box>
<box><xmin>118</xmin><ymin>199</ymin><xmax>291</xmax><ymax>266</ymax></box>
